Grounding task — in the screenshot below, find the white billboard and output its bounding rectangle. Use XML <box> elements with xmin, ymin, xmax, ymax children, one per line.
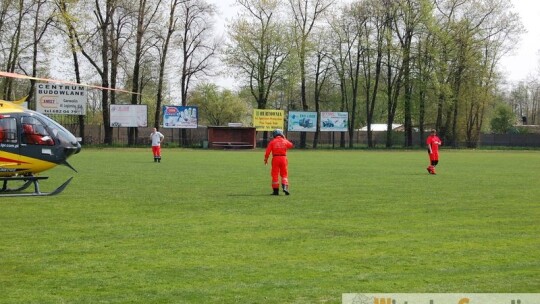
<box><xmin>320</xmin><ymin>112</ymin><xmax>349</xmax><ymax>132</ymax></box>
<box><xmin>35</xmin><ymin>83</ymin><xmax>87</xmax><ymax>115</ymax></box>
<box><xmin>110</xmin><ymin>104</ymin><xmax>148</xmax><ymax>127</ymax></box>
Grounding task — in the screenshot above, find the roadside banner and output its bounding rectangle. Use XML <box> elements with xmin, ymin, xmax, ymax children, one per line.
<box><xmin>320</xmin><ymin>112</ymin><xmax>348</xmax><ymax>132</ymax></box>
<box><xmin>163</xmin><ymin>106</ymin><xmax>198</xmax><ymax>128</ymax></box>
<box><xmin>110</xmin><ymin>104</ymin><xmax>147</xmax><ymax>127</ymax></box>
<box><xmin>288</xmin><ymin>111</ymin><xmax>317</xmax><ymax>132</ymax></box>
<box><xmin>35</xmin><ymin>83</ymin><xmax>87</xmax><ymax>115</ymax></box>
<box><xmin>253</xmin><ymin>109</ymin><xmax>284</xmax><ymax>131</ymax></box>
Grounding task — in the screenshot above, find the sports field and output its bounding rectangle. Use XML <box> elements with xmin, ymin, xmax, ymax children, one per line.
<box><xmin>1</xmin><ymin>148</ymin><xmax>539</xmax><ymax>303</ymax></box>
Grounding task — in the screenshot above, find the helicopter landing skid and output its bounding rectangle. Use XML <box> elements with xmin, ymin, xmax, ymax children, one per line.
<box><xmin>0</xmin><ymin>176</ymin><xmax>73</xmax><ymax>197</ymax></box>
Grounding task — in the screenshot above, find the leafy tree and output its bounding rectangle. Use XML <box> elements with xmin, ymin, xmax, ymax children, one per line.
<box><xmin>190</xmin><ymin>83</ymin><xmax>250</xmax><ymax>126</ymax></box>
<box><xmin>490</xmin><ymin>103</ymin><xmax>515</xmax><ymax>133</ymax></box>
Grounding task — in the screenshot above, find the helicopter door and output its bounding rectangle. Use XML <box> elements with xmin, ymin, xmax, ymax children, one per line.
<box><xmin>0</xmin><ymin>116</ymin><xmax>20</xmax><ymax>171</ymax></box>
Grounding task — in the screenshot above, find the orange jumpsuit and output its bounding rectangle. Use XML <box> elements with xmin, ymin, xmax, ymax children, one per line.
<box><xmin>264</xmin><ymin>135</ymin><xmax>294</xmax><ymax>190</ymax></box>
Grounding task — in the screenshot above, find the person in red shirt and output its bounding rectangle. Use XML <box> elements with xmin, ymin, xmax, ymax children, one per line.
<box><xmin>264</xmin><ymin>129</ymin><xmax>294</xmax><ymax>195</ymax></box>
<box><xmin>22</xmin><ymin>124</ymin><xmax>54</xmax><ymax>145</ymax></box>
<box><xmin>426</xmin><ymin>129</ymin><xmax>442</xmax><ymax>174</ymax></box>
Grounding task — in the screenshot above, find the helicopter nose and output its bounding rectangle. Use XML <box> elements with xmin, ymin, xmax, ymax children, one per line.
<box><xmin>65</xmin><ymin>142</ymin><xmax>81</xmax><ymax>157</ymax></box>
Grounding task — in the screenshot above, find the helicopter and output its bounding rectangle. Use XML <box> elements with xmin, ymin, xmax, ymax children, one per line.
<box><xmin>0</xmin><ymin>71</ymin><xmax>140</xmax><ymax>197</ymax></box>
<box><xmin>0</xmin><ymin>96</ymin><xmax>81</xmax><ymax>197</ymax></box>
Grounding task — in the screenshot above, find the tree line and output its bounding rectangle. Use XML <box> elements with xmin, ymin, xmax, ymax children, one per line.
<box><xmin>0</xmin><ymin>0</ymin><xmax>531</xmax><ymax>148</ymax></box>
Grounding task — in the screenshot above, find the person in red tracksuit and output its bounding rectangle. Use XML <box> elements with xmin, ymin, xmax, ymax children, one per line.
<box><xmin>426</xmin><ymin>129</ymin><xmax>442</xmax><ymax>174</ymax></box>
<box><xmin>264</xmin><ymin>129</ymin><xmax>294</xmax><ymax>195</ymax></box>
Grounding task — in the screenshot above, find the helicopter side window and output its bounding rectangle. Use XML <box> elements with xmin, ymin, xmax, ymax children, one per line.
<box><xmin>0</xmin><ymin>117</ymin><xmax>17</xmax><ymax>144</ymax></box>
<box><xmin>21</xmin><ymin>117</ymin><xmax>54</xmax><ymax>146</ymax></box>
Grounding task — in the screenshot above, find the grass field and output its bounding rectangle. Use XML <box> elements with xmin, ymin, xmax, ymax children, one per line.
<box><xmin>0</xmin><ymin>148</ymin><xmax>539</xmax><ymax>303</ymax></box>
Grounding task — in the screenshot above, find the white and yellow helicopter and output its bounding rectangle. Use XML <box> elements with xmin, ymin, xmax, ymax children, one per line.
<box><xmin>0</xmin><ymin>95</ymin><xmax>81</xmax><ymax>196</ymax></box>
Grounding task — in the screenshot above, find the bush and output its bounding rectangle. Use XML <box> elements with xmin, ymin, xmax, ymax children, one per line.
<box><xmin>490</xmin><ymin>104</ymin><xmax>516</xmax><ymax>133</ymax></box>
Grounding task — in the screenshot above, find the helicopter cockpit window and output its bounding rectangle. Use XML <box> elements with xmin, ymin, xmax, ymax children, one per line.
<box><xmin>21</xmin><ymin>116</ymin><xmax>54</xmax><ymax>146</ymax></box>
<box><xmin>0</xmin><ymin>117</ymin><xmax>17</xmax><ymax>144</ymax></box>
<box><xmin>32</xmin><ymin>112</ymin><xmax>78</xmax><ymax>146</ymax></box>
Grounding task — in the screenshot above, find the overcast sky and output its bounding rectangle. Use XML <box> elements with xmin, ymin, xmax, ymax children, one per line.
<box><xmin>498</xmin><ymin>0</ymin><xmax>540</xmax><ymax>83</ymax></box>
<box><xmin>208</xmin><ymin>0</ymin><xmax>540</xmax><ymax>88</ymax></box>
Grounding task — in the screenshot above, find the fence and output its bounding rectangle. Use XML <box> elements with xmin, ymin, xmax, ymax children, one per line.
<box><xmin>478</xmin><ymin>133</ymin><xmax>540</xmax><ymax>148</ymax></box>
<box><xmin>67</xmin><ymin>125</ymin><xmax>540</xmax><ymax>148</ymax></box>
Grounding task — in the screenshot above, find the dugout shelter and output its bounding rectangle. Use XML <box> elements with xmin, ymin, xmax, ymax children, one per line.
<box><xmin>207</xmin><ymin>126</ymin><xmax>256</xmax><ymax>149</ymax></box>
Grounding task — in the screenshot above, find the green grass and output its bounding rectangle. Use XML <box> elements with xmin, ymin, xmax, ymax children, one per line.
<box><xmin>0</xmin><ymin>148</ymin><xmax>539</xmax><ymax>303</ymax></box>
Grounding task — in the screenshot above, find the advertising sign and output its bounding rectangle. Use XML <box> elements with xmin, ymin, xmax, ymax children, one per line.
<box><xmin>163</xmin><ymin>106</ymin><xmax>198</xmax><ymax>128</ymax></box>
<box><xmin>320</xmin><ymin>112</ymin><xmax>348</xmax><ymax>132</ymax></box>
<box><xmin>110</xmin><ymin>104</ymin><xmax>148</xmax><ymax>127</ymax></box>
<box><xmin>288</xmin><ymin>111</ymin><xmax>317</xmax><ymax>132</ymax></box>
<box><xmin>35</xmin><ymin>83</ymin><xmax>87</xmax><ymax>115</ymax></box>
<box><xmin>253</xmin><ymin>109</ymin><xmax>284</xmax><ymax>131</ymax></box>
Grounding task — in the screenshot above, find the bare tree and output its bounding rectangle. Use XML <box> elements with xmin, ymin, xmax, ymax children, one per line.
<box><xmin>177</xmin><ymin>0</ymin><xmax>218</xmax><ymax>146</ymax></box>
<box><xmin>127</xmin><ymin>0</ymin><xmax>162</xmax><ymax>145</ymax></box>
<box><xmin>74</xmin><ymin>0</ymin><xmax>118</xmax><ymax>145</ymax></box>
<box><xmin>226</xmin><ymin>0</ymin><xmax>289</xmax><ymax>146</ymax></box>
<box><xmin>310</xmin><ymin>29</ymin><xmax>332</xmax><ymax>148</ymax></box>
<box><xmin>154</xmin><ymin>0</ymin><xmax>185</xmax><ymax>129</ymax></box>
<box><xmin>328</xmin><ymin>3</ymin><xmax>358</xmax><ymax>148</ymax></box>
<box><xmin>288</xmin><ymin>0</ymin><xmax>333</xmax><ymax>148</ymax></box>
<box><xmin>25</xmin><ymin>0</ymin><xmax>55</xmax><ymax>109</ymax></box>
<box><xmin>55</xmin><ymin>0</ymin><xmax>86</xmax><ymax>143</ymax></box>
<box><xmin>394</xmin><ymin>0</ymin><xmax>426</xmax><ymax>147</ymax></box>
<box><xmin>359</xmin><ymin>0</ymin><xmax>386</xmax><ymax>148</ymax></box>
<box><xmin>1</xmin><ymin>1</ymin><xmax>28</xmax><ymax>100</ymax></box>
<box><xmin>382</xmin><ymin>0</ymin><xmax>404</xmax><ymax>148</ymax></box>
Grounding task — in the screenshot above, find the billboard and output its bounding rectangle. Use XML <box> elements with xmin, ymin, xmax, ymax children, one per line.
<box><xmin>253</xmin><ymin>109</ymin><xmax>284</xmax><ymax>131</ymax></box>
<box><xmin>320</xmin><ymin>112</ymin><xmax>349</xmax><ymax>132</ymax></box>
<box><xmin>35</xmin><ymin>83</ymin><xmax>87</xmax><ymax>115</ymax></box>
<box><xmin>163</xmin><ymin>106</ymin><xmax>198</xmax><ymax>128</ymax></box>
<box><xmin>110</xmin><ymin>104</ymin><xmax>148</xmax><ymax>127</ymax></box>
<box><xmin>288</xmin><ymin>111</ymin><xmax>317</xmax><ymax>132</ymax></box>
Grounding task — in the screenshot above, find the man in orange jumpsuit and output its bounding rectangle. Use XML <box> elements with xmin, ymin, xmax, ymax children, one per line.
<box><xmin>426</xmin><ymin>129</ymin><xmax>442</xmax><ymax>174</ymax></box>
<box><xmin>264</xmin><ymin>129</ymin><xmax>294</xmax><ymax>195</ymax></box>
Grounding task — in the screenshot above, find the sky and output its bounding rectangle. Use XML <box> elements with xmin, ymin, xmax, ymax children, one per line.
<box><xmin>498</xmin><ymin>0</ymin><xmax>540</xmax><ymax>83</ymax></box>
<box><xmin>208</xmin><ymin>0</ymin><xmax>540</xmax><ymax>88</ymax></box>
